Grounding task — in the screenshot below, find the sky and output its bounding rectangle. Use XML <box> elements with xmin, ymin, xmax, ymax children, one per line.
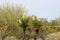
<box><xmin>0</xmin><ymin>0</ymin><xmax>60</xmax><ymax>21</ymax></box>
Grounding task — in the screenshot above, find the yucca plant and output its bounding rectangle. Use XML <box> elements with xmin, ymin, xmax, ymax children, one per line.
<box><xmin>18</xmin><ymin>12</ymin><xmax>30</xmax><ymax>40</ymax></box>
<box><xmin>31</xmin><ymin>16</ymin><xmax>43</xmax><ymax>40</ymax></box>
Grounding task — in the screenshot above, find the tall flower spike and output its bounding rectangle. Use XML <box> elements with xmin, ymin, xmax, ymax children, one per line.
<box><xmin>32</xmin><ymin>16</ymin><xmax>35</xmax><ymax>20</ymax></box>
<box><xmin>18</xmin><ymin>19</ymin><xmax>21</xmax><ymax>24</ymax></box>
<box><xmin>22</xmin><ymin>11</ymin><xmax>27</xmax><ymax>19</ymax></box>
<box><xmin>38</xmin><ymin>18</ymin><xmax>41</xmax><ymax>21</ymax></box>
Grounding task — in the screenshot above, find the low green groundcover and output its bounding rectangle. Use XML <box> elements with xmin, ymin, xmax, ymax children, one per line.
<box><xmin>4</xmin><ymin>36</ymin><xmax>18</xmax><ymax>40</ymax></box>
